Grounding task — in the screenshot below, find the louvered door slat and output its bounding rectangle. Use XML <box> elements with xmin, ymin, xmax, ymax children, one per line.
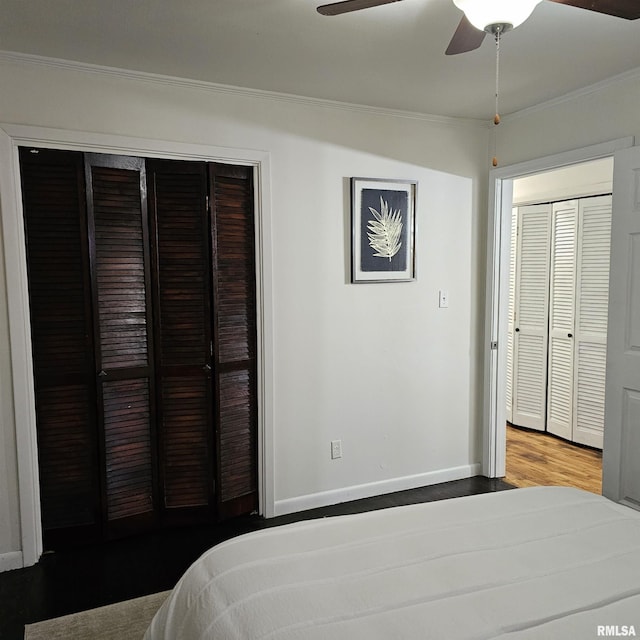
<box><xmin>91</xmin><ymin>164</ymin><xmax>149</xmax><ymax>369</ymax></box>
<box><xmin>148</xmin><ymin>160</ymin><xmax>213</xmax><ymax>520</ymax></box>
<box><xmin>547</xmin><ymin>201</ymin><xmax>578</xmax><ymax>440</ymax></box>
<box><xmin>213</xmin><ymin>179</ymin><xmax>256</xmax><ymax>364</ymax></box>
<box><xmin>161</xmin><ymin>377</ymin><xmax>210</xmax><ymax>509</ymax></box>
<box><xmin>22</xmin><ymin>159</ymin><xmax>93</xmax><ymax>377</ymax></box>
<box><xmin>86</xmin><ymin>154</ymin><xmax>157</xmax><ymax>534</ymax></box>
<box><xmin>211</xmin><ymin>164</ymin><xmax>258</xmax><ymax>520</ymax></box>
<box><xmin>20</xmin><ymin>148</ymin><xmax>100</xmax><ymax>544</ymax></box>
<box><xmin>575</xmin><ymin>344</ymin><xmax>607</xmax><ymax>441</ymax></box>
<box><xmin>218</xmin><ymin>369</ymin><xmax>256</xmax><ymax>502</ymax></box>
<box><xmin>512</xmin><ymin>203</ymin><xmax>551</xmax><ymax>431</ymax></box>
<box><xmin>155</xmin><ymin>169</ymin><xmax>209</xmax><ymax>366</ymax></box>
<box><xmin>102</xmin><ymin>378</ymin><xmax>153</xmax><ymax>520</ymax></box>
<box><xmin>36</xmin><ymin>386</ymin><xmax>96</xmax><ymax>530</ymax></box>
<box><xmin>577</xmin><ymin>198</ymin><xmax>612</xmax><ymax>335</ymax></box>
<box><xmin>574</xmin><ymin>195</ymin><xmax>612</xmax><ymax>448</ymax></box>
<box><xmin>547</xmin><ymin>339</ymin><xmax>573</xmax><ymax>432</ymax></box>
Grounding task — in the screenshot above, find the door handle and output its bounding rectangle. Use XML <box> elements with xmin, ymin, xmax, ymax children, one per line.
<box><xmin>98</xmin><ymin>370</ymin><xmax>107</xmax><ymax>377</ymax></box>
<box><xmin>203</xmin><ymin>364</ymin><xmax>212</xmax><ymax>372</ymax></box>
<box><xmin>568</xmin><ymin>333</ymin><xmax>573</xmax><ymax>338</ymax></box>
<box><xmin>515</xmin><ymin>328</ymin><xmax>520</xmax><ymax>332</ymax></box>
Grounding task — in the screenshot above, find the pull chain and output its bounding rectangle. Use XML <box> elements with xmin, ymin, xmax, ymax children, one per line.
<box><xmin>492</xmin><ymin>28</ymin><xmax>501</xmax><ymax>167</ymax></box>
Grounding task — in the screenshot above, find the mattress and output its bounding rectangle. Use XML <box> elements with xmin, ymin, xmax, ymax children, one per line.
<box><xmin>144</xmin><ymin>486</ymin><xmax>640</xmax><ymax>639</ymax></box>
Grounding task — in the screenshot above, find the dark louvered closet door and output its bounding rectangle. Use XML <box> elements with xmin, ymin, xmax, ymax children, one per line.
<box><xmin>21</xmin><ymin>150</ymin><xmax>259</xmax><ymax>548</ymax></box>
<box><xmin>210</xmin><ymin>164</ymin><xmax>258</xmax><ymax>520</ymax></box>
<box><xmin>85</xmin><ymin>154</ymin><xmax>158</xmax><ymax>537</ymax></box>
<box><xmin>20</xmin><ymin>148</ymin><xmax>101</xmax><ymax>547</ymax></box>
<box><xmin>147</xmin><ymin>159</ymin><xmax>214</xmax><ymax>524</ymax></box>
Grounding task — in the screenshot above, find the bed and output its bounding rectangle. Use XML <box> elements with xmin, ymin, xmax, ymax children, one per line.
<box><xmin>144</xmin><ymin>486</ymin><xmax>640</xmax><ymax>639</ymax></box>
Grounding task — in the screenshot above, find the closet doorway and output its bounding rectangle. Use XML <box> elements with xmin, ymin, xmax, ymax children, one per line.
<box><xmin>504</xmin><ymin>158</ymin><xmax>612</xmax><ymax>493</ymax></box>
<box><xmin>19</xmin><ymin>148</ymin><xmax>259</xmax><ymax>548</ymax></box>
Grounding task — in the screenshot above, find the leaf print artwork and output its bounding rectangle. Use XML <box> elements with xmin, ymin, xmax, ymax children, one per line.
<box><xmin>367</xmin><ymin>196</ymin><xmax>403</xmax><ymax>261</ymax></box>
<box><xmin>352</xmin><ymin>179</ymin><xmax>415</xmax><ymax>282</ymax></box>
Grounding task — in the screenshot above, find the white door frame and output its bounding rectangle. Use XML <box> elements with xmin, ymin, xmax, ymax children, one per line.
<box><xmin>483</xmin><ymin>136</ymin><xmax>634</xmax><ymax>479</ymax></box>
<box><xmin>0</xmin><ymin>123</ymin><xmax>276</xmax><ymax>568</ymax></box>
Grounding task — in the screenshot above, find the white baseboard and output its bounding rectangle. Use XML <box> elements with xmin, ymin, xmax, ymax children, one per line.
<box><xmin>273</xmin><ymin>463</ymin><xmax>482</xmax><ymax>517</ymax></box>
<box><xmin>0</xmin><ymin>550</ymin><xmax>24</xmax><ymax>573</ymax></box>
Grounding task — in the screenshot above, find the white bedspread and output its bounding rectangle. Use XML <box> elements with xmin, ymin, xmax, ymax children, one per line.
<box><xmin>144</xmin><ymin>487</ymin><xmax>640</xmax><ymax>639</ymax></box>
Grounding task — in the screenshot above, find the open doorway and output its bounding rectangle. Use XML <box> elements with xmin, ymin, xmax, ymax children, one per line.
<box><xmin>504</xmin><ymin>159</ymin><xmax>612</xmax><ymax>494</ymax></box>
<box><xmin>483</xmin><ymin>136</ymin><xmax>635</xmax><ymax>495</ymax></box>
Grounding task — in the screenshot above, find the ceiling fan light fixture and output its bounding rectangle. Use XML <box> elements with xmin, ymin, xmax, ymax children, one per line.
<box><xmin>452</xmin><ymin>0</ymin><xmax>543</xmax><ymax>32</ymax></box>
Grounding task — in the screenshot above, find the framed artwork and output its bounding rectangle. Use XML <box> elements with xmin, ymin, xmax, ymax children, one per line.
<box><xmin>351</xmin><ymin>177</ymin><xmax>417</xmax><ymax>283</ymax></box>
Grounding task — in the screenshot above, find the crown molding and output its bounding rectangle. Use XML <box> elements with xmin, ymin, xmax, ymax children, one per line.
<box><xmin>0</xmin><ymin>50</ymin><xmax>485</xmax><ymax>130</ymax></box>
<box><xmin>504</xmin><ymin>65</ymin><xmax>640</xmax><ymax>123</ymax></box>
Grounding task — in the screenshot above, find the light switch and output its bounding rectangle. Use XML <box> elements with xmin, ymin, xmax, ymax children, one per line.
<box><xmin>439</xmin><ymin>290</ymin><xmax>449</xmax><ymax>308</ymax></box>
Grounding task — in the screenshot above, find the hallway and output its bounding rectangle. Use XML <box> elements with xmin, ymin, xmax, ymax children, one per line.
<box><xmin>505</xmin><ymin>424</ymin><xmax>603</xmax><ymax>494</ymax></box>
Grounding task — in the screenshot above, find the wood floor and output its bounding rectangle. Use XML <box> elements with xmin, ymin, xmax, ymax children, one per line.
<box><xmin>505</xmin><ymin>424</ymin><xmax>603</xmax><ymax>494</ymax></box>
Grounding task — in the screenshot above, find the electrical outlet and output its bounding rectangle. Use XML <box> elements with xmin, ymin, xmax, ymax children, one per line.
<box><xmin>439</xmin><ymin>290</ymin><xmax>449</xmax><ymax>308</ymax></box>
<box><xmin>331</xmin><ymin>439</ymin><xmax>342</xmax><ymax>459</ymax></box>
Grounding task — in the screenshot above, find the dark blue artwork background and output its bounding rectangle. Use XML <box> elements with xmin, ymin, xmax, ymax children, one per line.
<box><xmin>360</xmin><ymin>189</ymin><xmax>408</xmax><ymax>272</ymax></box>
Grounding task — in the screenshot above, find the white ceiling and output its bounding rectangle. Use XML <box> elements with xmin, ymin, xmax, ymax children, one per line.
<box><xmin>1</xmin><ymin>0</ymin><xmax>639</xmax><ymax>120</ymax></box>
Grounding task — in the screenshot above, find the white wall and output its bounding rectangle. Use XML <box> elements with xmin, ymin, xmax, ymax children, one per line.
<box><xmin>499</xmin><ymin>71</ymin><xmax>640</xmax><ymax>167</ymax></box>
<box><xmin>0</xmin><ymin>53</ymin><xmax>490</xmax><ymax>565</ymax></box>
<box><xmin>512</xmin><ymin>157</ymin><xmax>613</xmax><ymax>206</ymax></box>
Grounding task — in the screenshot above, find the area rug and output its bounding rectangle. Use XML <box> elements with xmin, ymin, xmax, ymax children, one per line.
<box><xmin>23</xmin><ymin>590</ymin><xmax>170</xmax><ymax>640</ymax></box>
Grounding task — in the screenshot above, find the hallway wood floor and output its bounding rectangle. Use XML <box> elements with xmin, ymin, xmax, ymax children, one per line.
<box><xmin>505</xmin><ymin>424</ymin><xmax>603</xmax><ymax>495</ymax></box>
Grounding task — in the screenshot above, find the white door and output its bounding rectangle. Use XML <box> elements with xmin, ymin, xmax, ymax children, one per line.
<box><xmin>603</xmin><ymin>146</ymin><xmax>640</xmax><ymax>509</ymax></box>
<box><xmin>547</xmin><ymin>200</ymin><xmax>578</xmax><ymax>440</ymax></box>
<box><xmin>512</xmin><ymin>203</ymin><xmax>551</xmax><ymax>431</ymax></box>
<box><xmin>573</xmin><ymin>195</ymin><xmax>612</xmax><ymax>449</ymax></box>
<box><xmin>505</xmin><ymin>207</ymin><xmax>518</xmax><ymax>423</ymax></box>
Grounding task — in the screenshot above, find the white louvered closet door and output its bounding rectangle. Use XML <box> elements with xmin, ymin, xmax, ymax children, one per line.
<box><xmin>506</xmin><ymin>207</ymin><xmax>518</xmax><ymax>423</ymax></box>
<box><xmin>547</xmin><ymin>201</ymin><xmax>578</xmax><ymax>440</ymax></box>
<box><xmin>512</xmin><ymin>203</ymin><xmax>551</xmax><ymax>431</ymax></box>
<box><xmin>573</xmin><ymin>195</ymin><xmax>612</xmax><ymax>448</ymax></box>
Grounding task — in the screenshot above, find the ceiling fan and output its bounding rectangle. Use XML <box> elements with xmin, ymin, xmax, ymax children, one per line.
<box><xmin>316</xmin><ymin>0</ymin><xmax>640</xmax><ymax>55</ymax></box>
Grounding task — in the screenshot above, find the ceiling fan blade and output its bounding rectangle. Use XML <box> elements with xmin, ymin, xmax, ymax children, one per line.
<box><xmin>445</xmin><ymin>15</ymin><xmax>486</xmax><ymax>55</ymax></box>
<box><xmin>317</xmin><ymin>0</ymin><xmax>404</xmax><ymax>16</ymax></box>
<box><xmin>547</xmin><ymin>0</ymin><xmax>640</xmax><ymax>19</ymax></box>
